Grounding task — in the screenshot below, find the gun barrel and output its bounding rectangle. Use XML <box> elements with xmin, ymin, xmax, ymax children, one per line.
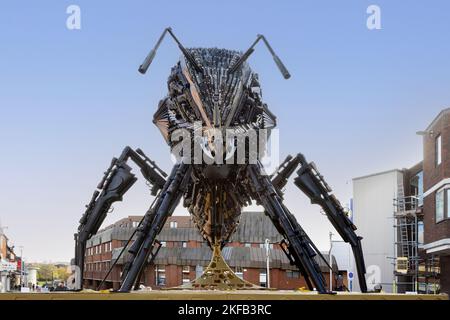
<box><xmin>97</xmin><ymin>158</ymin><xmax>118</xmax><ymax>189</ymax></box>
<box><xmin>273</xmin><ymin>55</ymin><xmax>291</xmax><ymax>79</ymax></box>
<box><xmin>138</xmin><ymin>49</ymin><xmax>156</xmax><ymax>74</ymax></box>
<box><xmin>138</xmin><ymin>28</ymin><xmax>170</xmax><ymax>74</ymax></box>
<box><xmin>136</xmin><ymin>148</ymin><xmax>168</xmax><ymax>177</ymax></box>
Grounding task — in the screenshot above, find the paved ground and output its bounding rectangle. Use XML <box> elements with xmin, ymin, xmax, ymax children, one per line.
<box><xmin>0</xmin><ymin>290</ymin><xmax>447</xmax><ymax>300</ymax></box>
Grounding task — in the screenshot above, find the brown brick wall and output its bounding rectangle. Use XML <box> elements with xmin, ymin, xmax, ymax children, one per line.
<box><xmin>423</xmin><ymin>111</ymin><xmax>450</xmax><ymax>244</ymax></box>
<box><xmin>423</xmin><ymin>112</ymin><xmax>450</xmax><ymax>191</ymax></box>
<box><xmin>440</xmin><ymin>256</ymin><xmax>450</xmax><ymax>294</ymax></box>
<box><xmin>165</xmin><ymin>216</ymin><xmax>193</xmax><ymax>228</ymax></box>
<box><xmin>87</xmin><ymin>262</ymin><xmax>339</xmax><ymax>291</ymax></box>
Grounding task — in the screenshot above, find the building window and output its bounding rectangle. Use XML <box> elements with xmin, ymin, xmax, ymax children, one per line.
<box><xmin>418</xmin><ymin>221</ymin><xmax>424</xmax><ymax>245</ymax></box>
<box><xmin>201</xmin><ymin>242</ymin><xmax>209</xmax><ymax>248</ymax></box>
<box><xmin>182</xmin><ymin>275</ymin><xmax>190</xmax><ymax>284</ymax></box>
<box><xmin>155</xmin><ymin>265</ymin><xmax>166</xmax><ymax>286</ymax></box>
<box><xmin>259</xmin><ymin>269</ymin><xmax>267</xmax><ymax>288</ymax></box>
<box><xmin>235</xmin><ymin>267</ymin><xmax>244</xmax><ymax>279</ymax></box>
<box><xmin>436</xmin><ymin>189</ymin><xmax>444</xmax><ymax>222</ymax></box>
<box><xmin>182</xmin><ymin>266</ymin><xmax>190</xmax><ymax>284</ymax></box>
<box><xmin>109</xmin><ymin>242</ymin><xmax>112</xmax><ymax>252</ymax></box>
<box><xmin>410</xmin><ymin>171</ymin><xmax>424</xmax><ymax>207</ymax></box>
<box><xmin>170</xmin><ymin>221</ymin><xmax>177</xmax><ymax>228</ymax></box>
<box><xmin>437</xmin><ymin>187</ymin><xmax>450</xmax><ymax>222</ymax></box>
<box><xmin>447</xmin><ymin>189</ymin><xmax>450</xmax><ymax>219</ymax></box>
<box><xmin>132</xmin><ymin>221</ymin><xmax>139</xmax><ymax>228</ymax></box>
<box><xmin>258</xmin><ymin>243</ymin><xmax>274</xmax><ymax>249</ymax></box>
<box><xmin>98</xmin><ymin>244</ymin><xmax>102</xmax><ymax>254</ymax></box>
<box><xmin>286</xmin><ymin>270</ymin><xmax>300</xmax><ymax>278</ymax></box>
<box><xmin>244</xmin><ymin>243</ymin><xmax>251</xmax><ymax>248</ymax></box>
<box><xmin>160</xmin><ymin>241</ymin><xmax>167</xmax><ymax>247</ymax></box>
<box><xmin>182</xmin><ymin>242</ymin><xmax>187</xmax><ymax>248</ymax></box>
<box><xmin>436</xmin><ymin>135</ymin><xmax>442</xmax><ymax>166</ymax></box>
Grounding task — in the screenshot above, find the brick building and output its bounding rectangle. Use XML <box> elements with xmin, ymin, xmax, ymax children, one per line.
<box><xmin>82</xmin><ymin>212</ymin><xmax>341</xmax><ymax>291</ymax></box>
<box><xmin>421</xmin><ymin>108</ymin><xmax>450</xmax><ymax>293</ymax></box>
<box><xmin>0</xmin><ymin>226</ymin><xmax>20</xmax><ymax>292</ymax></box>
<box><xmin>352</xmin><ymin>108</ymin><xmax>449</xmax><ymax>294</ymax></box>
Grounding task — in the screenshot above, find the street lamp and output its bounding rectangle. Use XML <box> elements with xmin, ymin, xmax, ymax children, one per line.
<box><xmin>18</xmin><ymin>246</ymin><xmax>24</xmax><ymax>288</ymax></box>
<box><xmin>264</xmin><ymin>239</ymin><xmax>270</xmax><ymax>288</ymax></box>
<box><xmin>329</xmin><ymin>232</ymin><xmax>333</xmax><ymax>292</ymax></box>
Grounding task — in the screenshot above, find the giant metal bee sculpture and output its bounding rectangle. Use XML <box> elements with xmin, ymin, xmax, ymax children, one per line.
<box><xmin>74</xmin><ymin>28</ymin><xmax>367</xmax><ymax>293</ymax></box>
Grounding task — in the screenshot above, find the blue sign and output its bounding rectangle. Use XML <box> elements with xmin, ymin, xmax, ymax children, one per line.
<box><xmin>348</xmin><ymin>272</ymin><xmax>354</xmax><ymax>279</ymax></box>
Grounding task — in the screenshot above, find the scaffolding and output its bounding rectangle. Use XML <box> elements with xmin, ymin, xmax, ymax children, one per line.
<box><xmin>393</xmin><ymin>184</ymin><xmax>440</xmax><ymax>293</ymax></box>
<box><xmin>417</xmin><ymin>255</ymin><xmax>440</xmax><ymax>294</ymax></box>
<box><xmin>393</xmin><ymin>193</ymin><xmax>421</xmax><ymax>292</ymax></box>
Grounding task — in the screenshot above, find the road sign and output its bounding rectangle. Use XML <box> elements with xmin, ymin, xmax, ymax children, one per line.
<box><xmin>0</xmin><ymin>261</ymin><xmax>17</xmax><ymax>272</ymax></box>
<box><xmin>348</xmin><ymin>271</ymin><xmax>354</xmax><ymax>292</ymax></box>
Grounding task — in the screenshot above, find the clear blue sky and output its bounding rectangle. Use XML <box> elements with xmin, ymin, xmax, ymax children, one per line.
<box><xmin>0</xmin><ymin>1</ymin><xmax>449</xmax><ymax>262</ymax></box>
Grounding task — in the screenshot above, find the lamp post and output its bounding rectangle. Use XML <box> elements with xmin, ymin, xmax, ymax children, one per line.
<box><xmin>18</xmin><ymin>246</ymin><xmax>24</xmax><ymax>288</ymax></box>
<box><xmin>265</xmin><ymin>239</ymin><xmax>270</xmax><ymax>288</ymax></box>
<box><xmin>329</xmin><ymin>232</ymin><xmax>333</xmax><ymax>292</ymax></box>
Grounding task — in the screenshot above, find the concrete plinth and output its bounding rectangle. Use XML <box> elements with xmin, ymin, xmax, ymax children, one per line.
<box><xmin>0</xmin><ymin>290</ymin><xmax>447</xmax><ymax>300</ymax></box>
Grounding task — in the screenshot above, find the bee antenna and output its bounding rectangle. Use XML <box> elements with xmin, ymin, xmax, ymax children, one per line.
<box><xmin>229</xmin><ymin>34</ymin><xmax>290</xmax><ymax>79</ymax></box>
<box><xmin>139</xmin><ymin>27</ymin><xmax>202</xmax><ymax>75</ymax></box>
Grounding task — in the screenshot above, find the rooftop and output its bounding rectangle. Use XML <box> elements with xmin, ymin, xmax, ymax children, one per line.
<box><xmin>425</xmin><ymin>107</ymin><xmax>450</xmax><ymax>132</ymax></box>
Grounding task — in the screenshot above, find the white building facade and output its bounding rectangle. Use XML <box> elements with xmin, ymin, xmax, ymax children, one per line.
<box><xmin>352</xmin><ymin>169</ymin><xmax>404</xmax><ymax>293</ymax></box>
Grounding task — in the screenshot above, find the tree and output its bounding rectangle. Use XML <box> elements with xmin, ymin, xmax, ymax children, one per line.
<box><xmin>54</xmin><ymin>266</ymin><xmax>70</xmax><ymax>281</ymax></box>
<box><xmin>37</xmin><ymin>264</ymin><xmax>54</xmax><ymax>281</ymax></box>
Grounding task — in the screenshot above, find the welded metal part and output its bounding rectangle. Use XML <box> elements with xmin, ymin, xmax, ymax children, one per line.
<box><xmin>75</xmin><ymin>28</ymin><xmax>367</xmax><ymax>293</ymax></box>
<box><xmin>293</xmin><ymin>154</ymin><xmax>368</xmax><ymax>293</ymax></box>
<box><xmin>247</xmin><ymin>162</ymin><xmax>328</xmax><ymax>293</ymax></box>
<box><xmin>74</xmin><ymin>146</ymin><xmax>166</xmax><ymax>287</ymax></box>
<box><xmin>177</xmin><ymin>244</ymin><xmax>259</xmax><ymax>290</ymax></box>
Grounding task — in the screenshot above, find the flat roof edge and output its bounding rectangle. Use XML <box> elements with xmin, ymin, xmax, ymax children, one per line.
<box><xmin>352</xmin><ymin>169</ymin><xmax>403</xmax><ymax>181</ymax></box>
